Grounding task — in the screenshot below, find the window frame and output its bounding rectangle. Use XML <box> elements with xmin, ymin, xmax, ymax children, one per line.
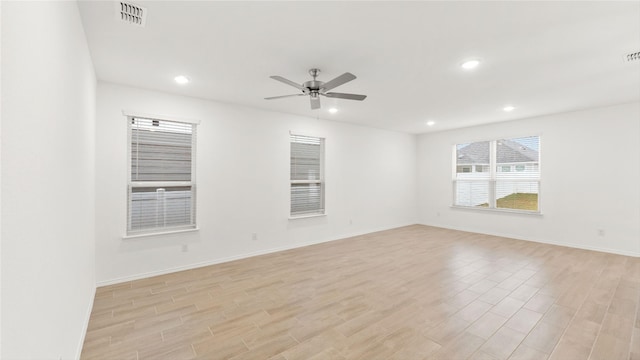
<box><xmin>452</xmin><ymin>135</ymin><xmax>541</xmax><ymax>215</ymax></box>
<box><xmin>124</xmin><ymin>111</ymin><xmax>200</xmax><ymax>237</ymax></box>
<box><xmin>289</xmin><ymin>132</ymin><xmax>326</xmax><ymax>219</ymax></box>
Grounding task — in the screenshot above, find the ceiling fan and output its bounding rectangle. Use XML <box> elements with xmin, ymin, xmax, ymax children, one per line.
<box><xmin>265</xmin><ymin>68</ymin><xmax>367</xmax><ymax>110</ymax></box>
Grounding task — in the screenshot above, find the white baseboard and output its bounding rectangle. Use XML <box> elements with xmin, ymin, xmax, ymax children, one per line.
<box><xmin>96</xmin><ymin>223</ymin><xmax>416</xmax><ymax>287</ymax></box>
<box><xmin>75</xmin><ymin>285</ymin><xmax>96</xmax><ymax>360</ymax></box>
<box><xmin>421</xmin><ymin>222</ymin><xmax>640</xmax><ymax>258</ymax></box>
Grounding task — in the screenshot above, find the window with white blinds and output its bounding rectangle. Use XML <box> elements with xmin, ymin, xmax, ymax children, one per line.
<box><xmin>128</xmin><ymin>117</ymin><xmax>197</xmax><ymax>235</ymax></box>
<box><xmin>290</xmin><ymin>134</ymin><xmax>325</xmax><ymax>217</ymax></box>
<box><xmin>454</xmin><ymin>136</ymin><xmax>540</xmax><ymax>213</ymax></box>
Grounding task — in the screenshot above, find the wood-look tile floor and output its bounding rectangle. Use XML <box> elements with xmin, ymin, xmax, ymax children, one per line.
<box><xmin>82</xmin><ymin>225</ymin><xmax>640</xmax><ymax>360</ymax></box>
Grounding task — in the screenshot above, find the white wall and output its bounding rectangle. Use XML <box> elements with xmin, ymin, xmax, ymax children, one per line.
<box><xmin>1</xmin><ymin>2</ymin><xmax>96</xmax><ymax>359</ymax></box>
<box><xmin>95</xmin><ymin>82</ymin><xmax>418</xmax><ymax>284</ymax></box>
<box><xmin>418</xmin><ymin>102</ymin><xmax>640</xmax><ymax>256</ymax></box>
<box><xmin>0</xmin><ymin>1</ymin><xmax>3</xmax><ymax>354</ymax></box>
<box><xmin>0</xmin><ymin>1</ymin><xmax>2</xmax><ymax>357</ymax></box>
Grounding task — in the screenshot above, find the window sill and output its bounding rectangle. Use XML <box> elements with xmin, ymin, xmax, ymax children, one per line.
<box><xmin>288</xmin><ymin>213</ymin><xmax>327</xmax><ymax>220</ymax></box>
<box><xmin>123</xmin><ymin>227</ymin><xmax>199</xmax><ymax>240</ymax></box>
<box><xmin>450</xmin><ymin>205</ymin><xmax>543</xmax><ymax>216</ymax></box>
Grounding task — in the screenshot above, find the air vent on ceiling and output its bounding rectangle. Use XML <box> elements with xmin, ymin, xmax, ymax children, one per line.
<box><xmin>625</xmin><ymin>51</ymin><xmax>640</xmax><ymax>63</ymax></box>
<box><xmin>116</xmin><ymin>2</ymin><xmax>147</xmax><ymax>27</ymax></box>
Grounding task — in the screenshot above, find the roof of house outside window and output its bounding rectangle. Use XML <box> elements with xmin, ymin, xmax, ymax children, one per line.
<box><xmin>457</xmin><ymin>140</ymin><xmax>538</xmax><ymax>165</ymax></box>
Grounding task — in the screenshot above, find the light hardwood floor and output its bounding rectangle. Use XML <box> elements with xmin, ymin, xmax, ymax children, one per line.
<box><xmin>81</xmin><ymin>225</ymin><xmax>640</xmax><ymax>359</ymax></box>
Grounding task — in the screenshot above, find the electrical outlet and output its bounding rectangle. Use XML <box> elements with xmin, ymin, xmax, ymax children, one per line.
<box><xmin>349</xmin><ymin>219</ymin><xmax>353</xmax><ymax>225</ymax></box>
<box><xmin>181</xmin><ymin>244</ymin><xmax>188</xmax><ymax>252</ymax></box>
<box><xmin>252</xmin><ymin>233</ymin><xmax>258</xmax><ymax>241</ymax></box>
<box><xmin>597</xmin><ymin>229</ymin><xmax>605</xmax><ymax>237</ymax></box>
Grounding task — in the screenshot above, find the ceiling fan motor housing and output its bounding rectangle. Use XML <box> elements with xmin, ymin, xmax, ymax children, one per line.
<box><xmin>303</xmin><ymin>80</ymin><xmax>324</xmax><ymax>92</ymax></box>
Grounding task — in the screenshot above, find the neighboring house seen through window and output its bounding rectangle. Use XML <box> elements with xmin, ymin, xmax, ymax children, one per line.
<box><xmin>454</xmin><ymin>136</ymin><xmax>540</xmax><ymax>212</ymax></box>
<box><xmin>128</xmin><ymin>117</ymin><xmax>197</xmax><ymax>235</ymax></box>
<box><xmin>290</xmin><ymin>134</ymin><xmax>325</xmax><ymax>217</ymax></box>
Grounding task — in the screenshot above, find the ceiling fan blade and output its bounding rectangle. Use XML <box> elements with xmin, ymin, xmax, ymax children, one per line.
<box><xmin>320</xmin><ymin>72</ymin><xmax>356</xmax><ymax>92</ymax></box>
<box><xmin>310</xmin><ymin>96</ymin><xmax>320</xmax><ymax>110</ymax></box>
<box><xmin>264</xmin><ymin>94</ymin><xmax>305</xmax><ymax>100</ymax></box>
<box><xmin>270</xmin><ymin>76</ymin><xmax>304</xmax><ymax>90</ymax></box>
<box><xmin>324</xmin><ymin>92</ymin><xmax>367</xmax><ymax>101</ymax></box>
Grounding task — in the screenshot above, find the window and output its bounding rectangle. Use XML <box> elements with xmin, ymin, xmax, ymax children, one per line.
<box><xmin>128</xmin><ymin>117</ymin><xmax>197</xmax><ymax>235</ymax></box>
<box><xmin>290</xmin><ymin>134</ymin><xmax>325</xmax><ymax>217</ymax></box>
<box><xmin>454</xmin><ymin>136</ymin><xmax>540</xmax><ymax>212</ymax></box>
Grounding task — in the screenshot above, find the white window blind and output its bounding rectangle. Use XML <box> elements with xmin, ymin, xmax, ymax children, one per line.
<box><xmin>290</xmin><ymin>134</ymin><xmax>325</xmax><ymax>217</ymax></box>
<box><xmin>128</xmin><ymin>117</ymin><xmax>197</xmax><ymax>234</ymax></box>
<box><xmin>454</xmin><ymin>136</ymin><xmax>540</xmax><ymax>212</ymax></box>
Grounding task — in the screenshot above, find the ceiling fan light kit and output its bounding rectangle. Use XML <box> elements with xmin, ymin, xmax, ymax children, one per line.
<box><xmin>265</xmin><ymin>68</ymin><xmax>367</xmax><ymax>110</ymax></box>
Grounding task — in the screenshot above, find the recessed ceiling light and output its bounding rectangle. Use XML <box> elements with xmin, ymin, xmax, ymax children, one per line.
<box><xmin>328</xmin><ymin>107</ymin><xmax>338</xmax><ymax>114</ymax></box>
<box><xmin>503</xmin><ymin>105</ymin><xmax>516</xmax><ymax>112</ymax></box>
<box><xmin>426</xmin><ymin>121</ymin><xmax>436</xmax><ymax>126</ymax></box>
<box><xmin>461</xmin><ymin>59</ymin><xmax>480</xmax><ymax>70</ymax></box>
<box><xmin>174</xmin><ymin>75</ymin><xmax>190</xmax><ymax>84</ymax></box>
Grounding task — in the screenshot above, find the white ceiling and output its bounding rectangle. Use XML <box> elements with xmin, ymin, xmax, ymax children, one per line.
<box><xmin>78</xmin><ymin>1</ymin><xmax>640</xmax><ymax>134</ymax></box>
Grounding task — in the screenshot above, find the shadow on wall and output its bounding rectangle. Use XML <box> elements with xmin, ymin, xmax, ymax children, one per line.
<box><xmin>286</xmin><ymin>216</ymin><xmax>329</xmax><ymax>230</ymax></box>
<box><xmin>119</xmin><ymin>230</ymin><xmax>201</xmax><ymax>253</ymax></box>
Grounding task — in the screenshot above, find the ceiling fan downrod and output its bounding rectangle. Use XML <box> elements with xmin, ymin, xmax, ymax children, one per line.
<box><xmin>304</xmin><ymin>68</ymin><xmax>324</xmax><ymax>94</ymax></box>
